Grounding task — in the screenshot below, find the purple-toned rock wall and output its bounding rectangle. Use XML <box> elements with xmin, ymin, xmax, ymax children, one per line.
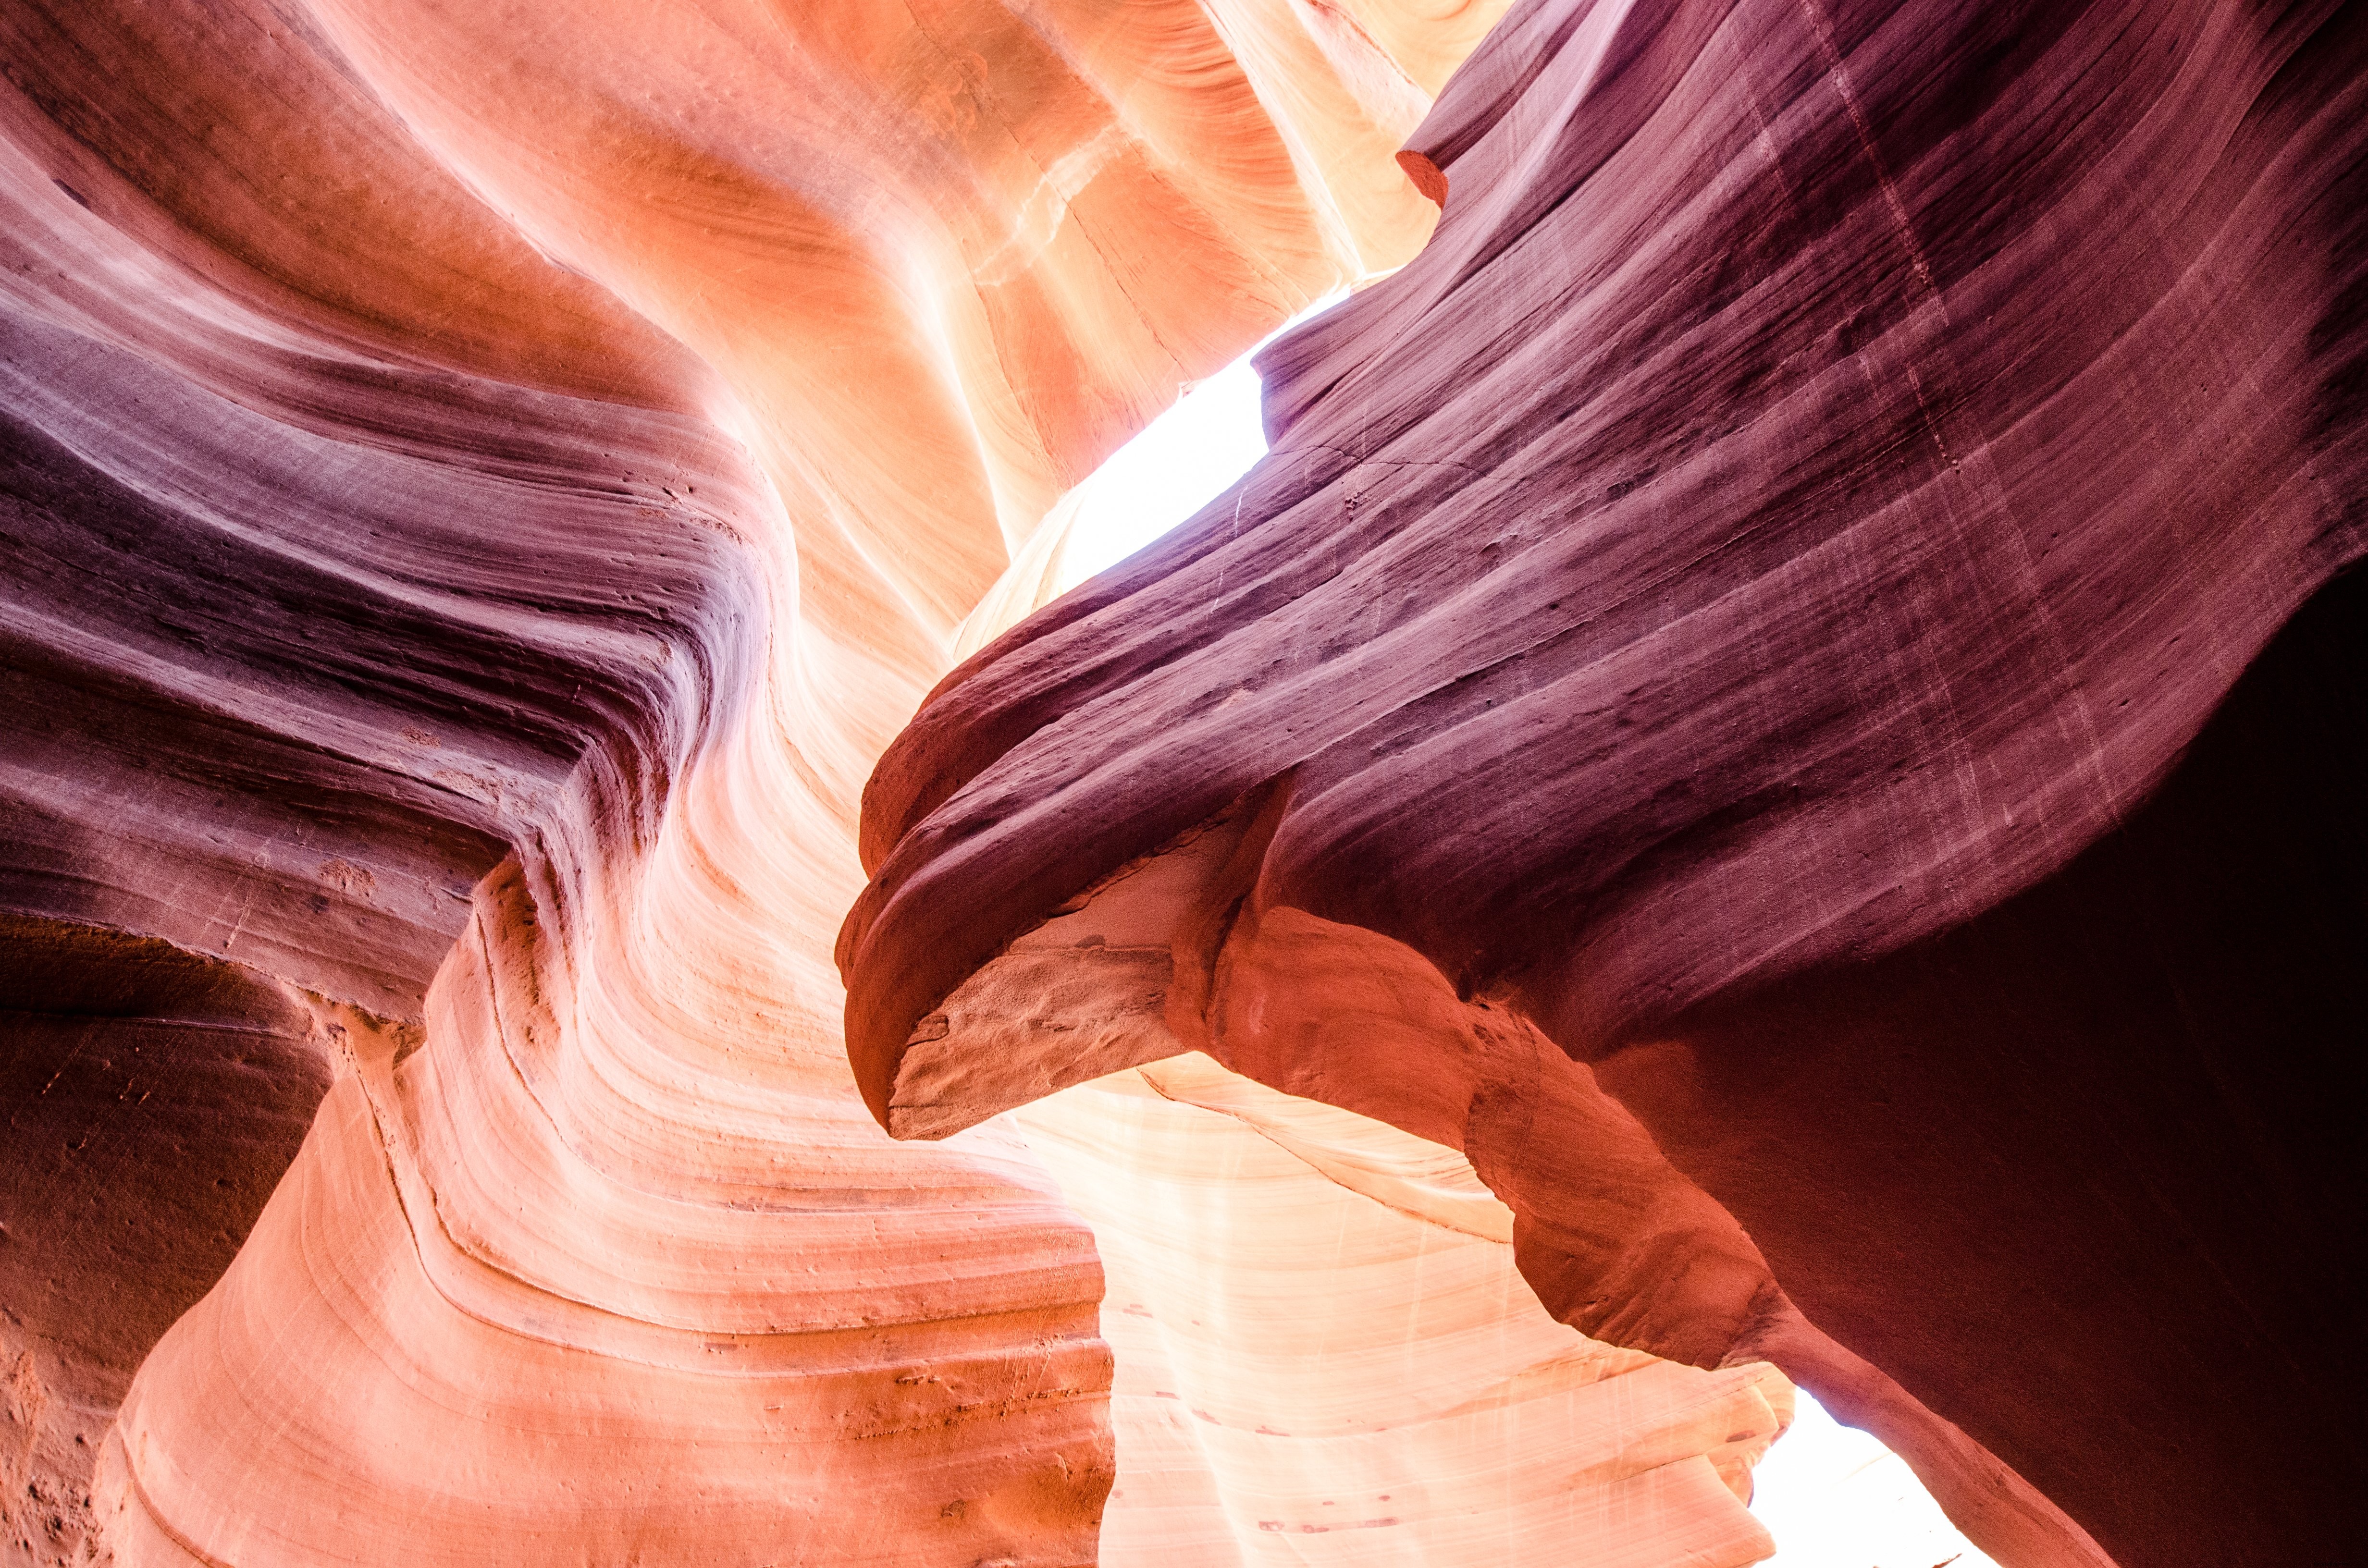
<box><xmin>846</xmin><ymin>3</ymin><xmax>2368</xmax><ymax>1564</ymax></box>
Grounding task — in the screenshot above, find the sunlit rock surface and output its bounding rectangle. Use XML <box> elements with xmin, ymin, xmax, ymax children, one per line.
<box><xmin>1002</xmin><ymin>1053</ymin><xmax>1790</xmax><ymax>1567</ymax></box>
<box><xmin>844</xmin><ymin>2</ymin><xmax>2368</xmax><ymax>1567</ymax></box>
<box><xmin>0</xmin><ymin>0</ymin><xmax>1820</xmax><ymax>1564</ymax></box>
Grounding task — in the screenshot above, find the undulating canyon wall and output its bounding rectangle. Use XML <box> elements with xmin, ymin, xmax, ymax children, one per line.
<box><xmin>0</xmin><ymin>1</ymin><xmax>1815</xmax><ymax>1566</ymax></box>
<box><xmin>844</xmin><ymin>3</ymin><xmax>2368</xmax><ymax>1568</ymax></box>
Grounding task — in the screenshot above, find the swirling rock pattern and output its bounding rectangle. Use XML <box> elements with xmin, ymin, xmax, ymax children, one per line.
<box><xmin>844</xmin><ymin>2</ymin><xmax>2368</xmax><ymax>1566</ymax></box>
<box><xmin>0</xmin><ymin>0</ymin><xmax>1824</xmax><ymax>1565</ymax></box>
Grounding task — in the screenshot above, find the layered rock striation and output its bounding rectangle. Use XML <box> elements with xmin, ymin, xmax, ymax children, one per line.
<box><xmin>1005</xmin><ymin>1054</ymin><xmax>1793</xmax><ymax>1567</ymax></box>
<box><xmin>843</xmin><ymin>2</ymin><xmax>2368</xmax><ymax>1566</ymax></box>
<box><xmin>1</xmin><ymin>1</ymin><xmax>1809</xmax><ymax>1565</ymax></box>
<box><xmin>0</xmin><ymin>0</ymin><xmax>1547</xmax><ymax>1562</ymax></box>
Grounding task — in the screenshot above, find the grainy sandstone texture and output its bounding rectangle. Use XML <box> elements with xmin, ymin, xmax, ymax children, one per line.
<box><xmin>844</xmin><ymin>2</ymin><xmax>2368</xmax><ymax>1566</ymax></box>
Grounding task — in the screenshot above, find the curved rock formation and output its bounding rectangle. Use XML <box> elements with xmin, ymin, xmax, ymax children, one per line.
<box><xmin>1002</xmin><ymin>1054</ymin><xmax>1792</xmax><ymax>1566</ymax></box>
<box><xmin>843</xmin><ymin>2</ymin><xmax>2368</xmax><ymax>1566</ymax></box>
<box><xmin>0</xmin><ymin>0</ymin><xmax>1660</xmax><ymax>1563</ymax></box>
<box><xmin>1</xmin><ymin>0</ymin><xmax>1796</xmax><ymax>1563</ymax></box>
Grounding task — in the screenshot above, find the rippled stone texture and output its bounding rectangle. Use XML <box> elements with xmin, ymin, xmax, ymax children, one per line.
<box><xmin>844</xmin><ymin>3</ymin><xmax>2368</xmax><ymax>1566</ymax></box>
<box><xmin>0</xmin><ymin>1</ymin><xmax>1722</xmax><ymax>1564</ymax></box>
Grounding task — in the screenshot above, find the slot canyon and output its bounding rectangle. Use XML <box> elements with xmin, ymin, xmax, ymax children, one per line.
<box><xmin>2</xmin><ymin>0</ymin><xmax>2362</xmax><ymax>1565</ymax></box>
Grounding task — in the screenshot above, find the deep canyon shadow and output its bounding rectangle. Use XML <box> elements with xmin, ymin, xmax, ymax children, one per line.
<box><xmin>1596</xmin><ymin>565</ymin><xmax>2368</xmax><ymax>1568</ymax></box>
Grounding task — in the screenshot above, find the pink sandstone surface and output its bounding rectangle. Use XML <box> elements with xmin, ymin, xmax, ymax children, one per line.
<box><xmin>0</xmin><ymin>0</ymin><xmax>1820</xmax><ymax>1565</ymax></box>
<box><xmin>1004</xmin><ymin>1054</ymin><xmax>1799</xmax><ymax>1566</ymax></box>
<box><xmin>842</xmin><ymin>2</ymin><xmax>2368</xmax><ymax>1567</ymax></box>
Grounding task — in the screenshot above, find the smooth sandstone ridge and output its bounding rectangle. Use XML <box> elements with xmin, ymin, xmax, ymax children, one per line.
<box><xmin>0</xmin><ymin>1</ymin><xmax>1806</xmax><ymax>1566</ymax></box>
<box><xmin>843</xmin><ymin>2</ymin><xmax>2368</xmax><ymax>1568</ymax></box>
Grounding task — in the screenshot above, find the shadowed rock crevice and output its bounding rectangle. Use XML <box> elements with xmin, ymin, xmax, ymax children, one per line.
<box><xmin>0</xmin><ymin>918</ymin><xmax>329</xmax><ymax>1568</ymax></box>
<box><xmin>1609</xmin><ymin>561</ymin><xmax>2368</xmax><ymax>1568</ymax></box>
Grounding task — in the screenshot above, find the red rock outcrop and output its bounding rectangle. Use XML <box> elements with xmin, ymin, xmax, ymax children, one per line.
<box><xmin>843</xmin><ymin>2</ymin><xmax>2368</xmax><ymax>1566</ymax></box>
<box><xmin>3</xmin><ymin>1</ymin><xmax>1804</xmax><ymax>1565</ymax></box>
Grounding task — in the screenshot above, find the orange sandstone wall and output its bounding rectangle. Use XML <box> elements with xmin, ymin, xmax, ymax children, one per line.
<box><xmin>0</xmin><ymin>4</ymin><xmax>1799</xmax><ymax>1567</ymax></box>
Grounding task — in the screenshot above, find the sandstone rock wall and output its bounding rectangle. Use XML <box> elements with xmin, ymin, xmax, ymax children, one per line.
<box><xmin>1007</xmin><ymin>1053</ymin><xmax>1792</xmax><ymax>1567</ymax></box>
<box><xmin>843</xmin><ymin>2</ymin><xmax>2368</xmax><ymax>1565</ymax></box>
<box><xmin>2</xmin><ymin>3</ymin><xmax>1807</xmax><ymax>1565</ymax></box>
